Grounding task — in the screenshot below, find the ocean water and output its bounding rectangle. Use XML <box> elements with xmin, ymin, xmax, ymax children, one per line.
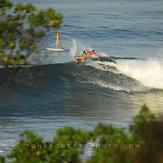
<box><xmin>0</xmin><ymin>0</ymin><xmax>163</xmax><ymax>154</ymax></box>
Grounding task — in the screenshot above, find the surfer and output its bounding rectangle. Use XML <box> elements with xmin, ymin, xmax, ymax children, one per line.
<box><xmin>74</xmin><ymin>50</ymin><xmax>96</xmax><ymax>62</ymax></box>
<box><xmin>46</xmin><ymin>31</ymin><xmax>64</xmax><ymax>51</ymax></box>
<box><xmin>83</xmin><ymin>50</ymin><xmax>96</xmax><ymax>58</ymax></box>
<box><xmin>55</xmin><ymin>31</ymin><xmax>60</xmax><ymax>49</ymax></box>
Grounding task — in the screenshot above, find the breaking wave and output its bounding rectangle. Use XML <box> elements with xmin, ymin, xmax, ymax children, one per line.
<box><xmin>1</xmin><ymin>39</ymin><xmax>163</xmax><ymax>93</ymax></box>
<box><xmin>85</xmin><ymin>57</ymin><xmax>163</xmax><ymax>92</ymax></box>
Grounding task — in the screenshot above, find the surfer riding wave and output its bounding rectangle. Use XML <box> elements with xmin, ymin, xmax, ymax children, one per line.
<box><xmin>74</xmin><ymin>50</ymin><xmax>96</xmax><ymax>62</ymax></box>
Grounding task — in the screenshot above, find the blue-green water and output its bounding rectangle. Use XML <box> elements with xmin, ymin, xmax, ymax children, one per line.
<box><xmin>0</xmin><ymin>0</ymin><xmax>163</xmax><ymax>154</ymax></box>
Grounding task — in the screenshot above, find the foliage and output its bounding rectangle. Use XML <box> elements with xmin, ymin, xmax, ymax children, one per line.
<box><xmin>7</xmin><ymin>127</ymin><xmax>91</xmax><ymax>163</ymax></box>
<box><xmin>129</xmin><ymin>105</ymin><xmax>163</xmax><ymax>163</ymax></box>
<box><xmin>1</xmin><ymin>105</ymin><xmax>163</xmax><ymax>163</ymax></box>
<box><xmin>0</xmin><ymin>0</ymin><xmax>62</xmax><ymax>67</ymax></box>
<box><xmin>0</xmin><ymin>156</ymin><xmax>5</xmax><ymax>163</ymax></box>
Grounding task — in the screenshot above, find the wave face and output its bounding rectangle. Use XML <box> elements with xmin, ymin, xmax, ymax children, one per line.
<box><xmin>8</xmin><ymin>56</ymin><xmax>163</xmax><ymax>93</ymax></box>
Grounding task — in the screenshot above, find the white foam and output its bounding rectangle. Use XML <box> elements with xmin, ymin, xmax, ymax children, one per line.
<box><xmin>92</xmin><ymin>79</ymin><xmax>130</xmax><ymax>92</ymax></box>
<box><xmin>96</xmin><ymin>52</ymin><xmax>108</xmax><ymax>57</ymax></box>
<box><xmin>69</xmin><ymin>39</ymin><xmax>77</xmax><ymax>57</ymax></box>
<box><xmin>84</xmin><ymin>57</ymin><xmax>163</xmax><ymax>91</ymax></box>
<box><xmin>86</xmin><ymin>61</ymin><xmax>116</xmax><ymax>72</ymax></box>
<box><xmin>116</xmin><ymin>58</ymin><xmax>163</xmax><ymax>89</ymax></box>
<box><xmin>69</xmin><ymin>39</ymin><xmax>93</xmax><ymax>57</ymax></box>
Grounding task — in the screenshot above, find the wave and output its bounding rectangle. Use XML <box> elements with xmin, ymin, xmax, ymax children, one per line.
<box><xmin>1</xmin><ymin>39</ymin><xmax>163</xmax><ymax>93</ymax></box>
<box><xmin>67</xmin><ymin>39</ymin><xmax>163</xmax><ymax>91</ymax></box>
<box><xmin>116</xmin><ymin>58</ymin><xmax>163</xmax><ymax>90</ymax></box>
<box><xmin>85</xmin><ymin>57</ymin><xmax>163</xmax><ymax>91</ymax></box>
<box><xmin>1</xmin><ymin>58</ymin><xmax>163</xmax><ymax>155</ymax></box>
<box><xmin>22</xmin><ymin>58</ymin><xmax>162</xmax><ymax>93</ymax></box>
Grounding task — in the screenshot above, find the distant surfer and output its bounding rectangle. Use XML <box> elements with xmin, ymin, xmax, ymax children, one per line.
<box><xmin>74</xmin><ymin>50</ymin><xmax>96</xmax><ymax>62</ymax></box>
<box><xmin>46</xmin><ymin>31</ymin><xmax>64</xmax><ymax>51</ymax></box>
<box><xmin>55</xmin><ymin>32</ymin><xmax>60</xmax><ymax>49</ymax></box>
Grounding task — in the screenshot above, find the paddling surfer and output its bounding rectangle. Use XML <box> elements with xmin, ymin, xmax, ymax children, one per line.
<box><xmin>56</xmin><ymin>32</ymin><xmax>60</xmax><ymax>49</ymax></box>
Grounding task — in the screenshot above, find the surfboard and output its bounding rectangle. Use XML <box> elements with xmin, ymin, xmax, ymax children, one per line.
<box><xmin>46</xmin><ymin>48</ymin><xmax>64</xmax><ymax>52</ymax></box>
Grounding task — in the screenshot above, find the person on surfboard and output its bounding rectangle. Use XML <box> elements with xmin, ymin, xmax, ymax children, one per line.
<box><xmin>56</xmin><ymin>32</ymin><xmax>60</xmax><ymax>49</ymax></box>
<box><xmin>46</xmin><ymin>31</ymin><xmax>64</xmax><ymax>51</ymax></box>
<box><xmin>74</xmin><ymin>50</ymin><xmax>96</xmax><ymax>62</ymax></box>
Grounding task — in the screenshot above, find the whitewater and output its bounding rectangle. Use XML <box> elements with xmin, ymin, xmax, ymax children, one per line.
<box><xmin>67</xmin><ymin>39</ymin><xmax>163</xmax><ymax>91</ymax></box>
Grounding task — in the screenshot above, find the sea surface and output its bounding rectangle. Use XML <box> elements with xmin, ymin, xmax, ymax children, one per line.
<box><xmin>0</xmin><ymin>0</ymin><xmax>163</xmax><ymax>154</ymax></box>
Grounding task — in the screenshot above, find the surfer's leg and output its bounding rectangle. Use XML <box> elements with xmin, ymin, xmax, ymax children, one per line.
<box><xmin>56</xmin><ymin>40</ymin><xmax>60</xmax><ymax>49</ymax></box>
<box><xmin>55</xmin><ymin>32</ymin><xmax>60</xmax><ymax>49</ymax></box>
